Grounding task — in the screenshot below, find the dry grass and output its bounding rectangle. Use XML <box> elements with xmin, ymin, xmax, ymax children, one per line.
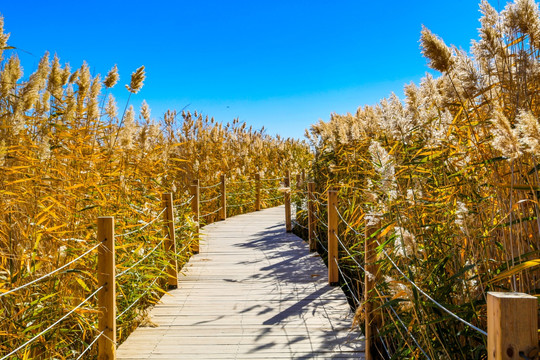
<box><xmin>304</xmin><ymin>0</ymin><xmax>540</xmax><ymax>358</ymax></box>
<box><xmin>0</xmin><ymin>16</ymin><xmax>311</xmax><ymax>359</ymax></box>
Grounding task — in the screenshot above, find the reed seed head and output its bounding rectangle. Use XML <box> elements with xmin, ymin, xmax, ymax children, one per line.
<box><xmin>126</xmin><ymin>65</ymin><xmax>145</xmax><ymax>94</ymax></box>
<box><xmin>420</xmin><ymin>25</ymin><xmax>454</xmax><ymax>73</ymax></box>
<box><xmin>104</xmin><ymin>64</ymin><xmax>119</xmax><ymax>88</ymax></box>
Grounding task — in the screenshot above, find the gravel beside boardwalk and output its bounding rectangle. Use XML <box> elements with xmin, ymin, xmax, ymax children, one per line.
<box><xmin>117</xmin><ymin>206</ymin><xmax>365</xmax><ymax>359</ymax></box>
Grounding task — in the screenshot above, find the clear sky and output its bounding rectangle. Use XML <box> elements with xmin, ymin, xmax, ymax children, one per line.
<box><xmin>0</xmin><ymin>1</ymin><xmax>497</xmax><ymax>139</ymax></box>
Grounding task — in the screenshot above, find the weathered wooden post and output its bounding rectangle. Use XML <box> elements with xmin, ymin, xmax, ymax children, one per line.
<box><xmin>295</xmin><ymin>173</ymin><xmax>302</xmax><ymax>224</ymax></box>
<box><xmin>327</xmin><ymin>188</ymin><xmax>338</xmax><ymax>286</ymax></box>
<box><xmin>284</xmin><ymin>170</ymin><xmax>292</xmax><ymax>232</ymax></box>
<box><xmin>191</xmin><ymin>179</ymin><xmax>200</xmax><ymax>253</ymax></box>
<box><xmin>307</xmin><ymin>182</ymin><xmax>316</xmax><ymax>252</ymax></box>
<box><xmin>97</xmin><ymin>216</ymin><xmax>116</xmax><ymax>360</ymax></box>
<box><xmin>365</xmin><ymin>219</ymin><xmax>379</xmax><ymax>360</ymax></box>
<box><xmin>220</xmin><ymin>174</ymin><xmax>227</xmax><ymax>220</ymax></box>
<box><xmin>162</xmin><ymin>193</ymin><xmax>178</xmax><ymax>289</ymax></box>
<box><xmin>255</xmin><ymin>173</ymin><xmax>261</xmax><ymax>211</ymax></box>
<box><xmin>487</xmin><ymin>292</ymin><xmax>538</xmax><ymax>360</ymax></box>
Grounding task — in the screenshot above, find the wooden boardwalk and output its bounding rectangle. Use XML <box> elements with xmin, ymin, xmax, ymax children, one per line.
<box><xmin>117</xmin><ymin>206</ymin><xmax>365</xmax><ymax>359</ymax></box>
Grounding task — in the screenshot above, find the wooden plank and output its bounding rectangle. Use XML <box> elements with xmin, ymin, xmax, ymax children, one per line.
<box><xmin>117</xmin><ymin>206</ymin><xmax>364</xmax><ymax>359</ymax></box>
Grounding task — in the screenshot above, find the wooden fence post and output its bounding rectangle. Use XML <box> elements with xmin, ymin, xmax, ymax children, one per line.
<box><xmin>487</xmin><ymin>292</ymin><xmax>538</xmax><ymax>360</ymax></box>
<box><xmin>307</xmin><ymin>182</ymin><xmax>316</xmax><ymax>252</ymax></box>
<box><xmin>97</xmin><ymin>216</ymin><xmax>116</xmax><ymax>360</ymax></box>
<box><xmin>365</xmin><ymin>221</ymin><xmax>379</xmax><ymax>360</ymax></box>
<box><xmin>255</xmin><ymin>173</ymin><xmax>261</xmax><ymax>211</ymax></box>
<box><xmin>295</xmin><ymin>174</ymin><xmax>302</xmax><ymax>223</ymax></box>
<box><xmin>162</xmin><ymin>193</ymin><xmax>178</xmax><ymax>289</ymax></box>
<box><xmin>191</xmin><ymin>179</ymin><xmax>200</xmax><ymax>253</ymax></box>
<box><xmin>327</xmin><ymin>188</ymin><xmax>338</xmax><ymax>285</ymax></box>
<box><xmin>284</xmin><ymin>171</ymin><xmax>292</xmax><ymax>232</ymax></box>
<box><xmin>220</xmin><ymin>174</ymin><xmax>227</xmax><ymax>220</ymax></box>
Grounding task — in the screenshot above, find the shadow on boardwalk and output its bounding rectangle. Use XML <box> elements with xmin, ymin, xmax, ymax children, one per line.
<box><xmin>117</xmin><ymin>206</ymin><xmax>365</xmax><ymax>359</ymax></box>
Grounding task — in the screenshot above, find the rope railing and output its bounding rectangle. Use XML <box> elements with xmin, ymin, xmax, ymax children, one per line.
<box><xmin>228</xmin><ymin>200</ymin><xmax>256</xmax><ymax>208</ymax></box>
<box><xmin>312</xmin><ymin>210</ymin><xmax>328</xmax><ymax>228</ymax></box>
<box><xmin>75</xmin><ymin>330</ymin><xmax>104</xmax><ymax>360</ymax></box>
<box><xmin>176</xmin><ymin>238</ymin><xmax>195</xmax><ymax>257</ymax></box>
<box><xmin>0</xmin><ymin>286</ymin><xmax>104</xmax><ymax>360</ymax></box>
<box><xmin>227</xmin><ymin>189</ymin><xmax>254</xmax><ymax>197</ymax></box>
<box><xmin>0</xmin><ymin>243</ymin><xmax>100</xmax><ymax>298</ymax></box>
<box><xmin>116</xmin><ymin>265</ymin><xmax>167</xmax><ymax>320</ymax></box>
<box><xmin>314</xmin><ymin>232</ymin><xmax>328</xmax><ymax>253</ymax></box>
<box><xmin>331</xmin><ymin>231</ymin><xmax>431</xmax><ymax>359</ymax></box>
<box><xmin>264</xmin><ymin>195</ymin><xmax>284</xmax><ymax>202</ymax></box>
<box><xmin>228</xmin><ymin>179</ymin><xmax>253</xmax><ymax>185</ymax></box>
<box><xmin>282</xmin><ymin>179</ymin><xmax>523</xmax><ymax>359</ymax></box>
<box><xmin>331</xmin><ymin>204</ymin><xmax>488</xmax><ymax>337</ymax></box>
<box><xmin>2</xmin><ymin>171</ymin><xmax>302</xmax><ymax>358</ymax></box>
<box><xmin>291</xmin><ymin>219</ymin><xmax>308</xmax><ymax>230</ymax></box>
<box><xmin>200</xmin><ymin>206</ymin><xmax>222</xmax><ymax>218</ymax></box>
<box><xmin>333</xmin><ymin>257</ymin><xmax>361</xmax><ymax>305</ymax></box>
<box><xmin>260</xmin><ymin>177</ymin><xmax>282</xmax><ymax>182</ymax></box>
<box><xmin>116</xmin><ymin>237</ymin><xmax>167</xmax><ymax>278</ymax></box>
<box><xmin>116</xmin><ymin>208</ymin><xmax>167</xmax><ymax>238</ymax></box>
<box><xmin>174</xmin><ymin>195</ymin><xmax>194</xmax><ymax>208</ymax></box>
<box><xmin>261</xmin><ymin>187</ymin><xmax>281</xmax><ymax>192</ymax></box>
<box><xmin>199</xmin><ymin>182</ymin><xmax>221</xmax><ymax>190</ymax></box>
<box><xmin>200</xmin><ymin>194</ymin><xmax>221</xmax><ymax>204</ymax></box>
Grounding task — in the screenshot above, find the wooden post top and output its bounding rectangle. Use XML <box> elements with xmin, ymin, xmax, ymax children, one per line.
<box><xmin>487</xmin><ymin>292</ymin><xmax>536</xmax><ymax>299</ymax></box>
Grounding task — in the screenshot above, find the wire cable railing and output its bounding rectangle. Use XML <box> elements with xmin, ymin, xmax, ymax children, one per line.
<box><xmin>0</xmin><ymin>243</ymin><xmax>100</xmax><ymax>298</ymax></box>
<box><xmin>0</xmin><ymin>286</ymin><xmax>104</xmax><ymax>360</ymax></box>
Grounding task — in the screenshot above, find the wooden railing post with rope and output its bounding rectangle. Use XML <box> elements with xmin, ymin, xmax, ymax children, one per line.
<box><xmin>365</xmin><ymin>218</ymin><xmax>380</xmax><ymax>360</ymax></box>
<box><xmin>327</xmin><ymin>188</ymin><xmax>338</xmax><ymax>286</ymax></box>
<box><xmin>97</xmin><ymin>216</ymin><xmax>116</xmax><ymax>360</ymax></box>
<box><xmin>255</xmin><ymin>173</ymin><xmax>261</xmax><ymax>211</ymax></box>
<box><xmin>307</xmin><ymin>182</ymin><xmax>316</xmax><ymax>252</ymax></box>
<box><xmin>191</xmin><ymin>179</ymin><xmax>200</xmax><ymax>253</ymax></box>
<box><xmin>162</xmin><ymin>193</ymin><xmax>178</xmax><ymax>289</ymax></box>
<box><xmin>220</xmin><ymin>174</ymin><xmax>227</xmax><ymax>220</ymax></box>
<box><xmin>284</xmin><ymin>171</ymin><xmax>292</xmax><ymax>232</ymax></box>
<box><xmin>295</xmin><ymin>174</ymin><xmax>303</xmax><ymax>225</ymax></box>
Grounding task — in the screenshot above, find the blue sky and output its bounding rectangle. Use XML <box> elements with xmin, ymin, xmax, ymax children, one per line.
<box><xmin>1</xmin><ymin>1</ymin><xmax>492</xmax><ymax>139</ymax></box>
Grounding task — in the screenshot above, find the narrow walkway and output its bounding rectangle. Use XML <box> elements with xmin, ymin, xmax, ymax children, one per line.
<box><xmin>117</xmin><ymin>206</ymin><xmax>365</xmax><ymax>359</ymax></box>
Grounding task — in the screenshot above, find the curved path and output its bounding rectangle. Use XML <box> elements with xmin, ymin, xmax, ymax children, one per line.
<box><xmin>117</xmin><ymin>206</ymin><xmax>365</xmax><ymax>359</ymax></box>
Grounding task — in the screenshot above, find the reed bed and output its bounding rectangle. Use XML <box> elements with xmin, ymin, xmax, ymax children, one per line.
<box><xmin>0</xmin><ymin>15</ymin><xmax>311</xmax><ymax>359</ymax></box>
<box><xmin>302</xmin><ymin>0</ymin><xmax>540</xmax><ymax>358</ymax></box>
